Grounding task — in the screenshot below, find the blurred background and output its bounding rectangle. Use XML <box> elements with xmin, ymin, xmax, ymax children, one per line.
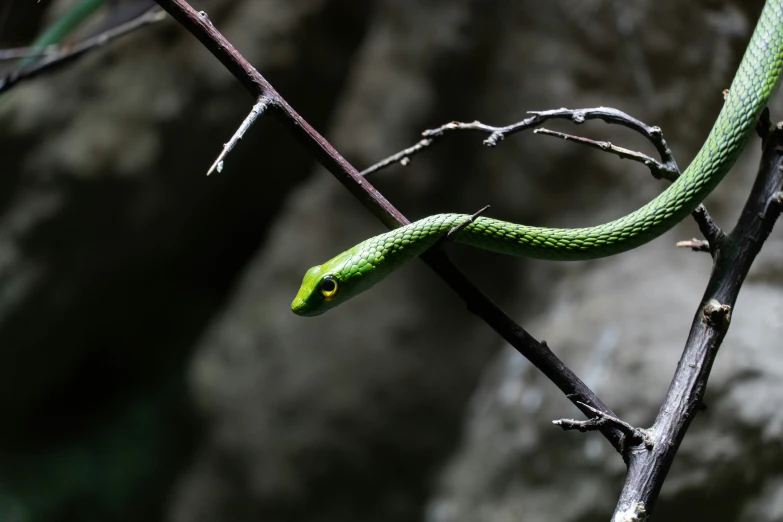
<box><xmin>2</xmin><ymin>0</ymin><xmax>783</xmax><ymax>520</ymax></box>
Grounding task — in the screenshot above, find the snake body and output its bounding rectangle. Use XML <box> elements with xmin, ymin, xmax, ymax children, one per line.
<box><xmin>293</xmin><ymin>0</ymin><xmax>783</xmax><ymax>316</ymax></box>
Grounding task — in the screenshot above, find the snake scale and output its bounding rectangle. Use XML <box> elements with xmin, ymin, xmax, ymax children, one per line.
<box><xmin>293</xmin><ymin>0</ymin><xmax>783</xmax><ymax>316</ymax></box>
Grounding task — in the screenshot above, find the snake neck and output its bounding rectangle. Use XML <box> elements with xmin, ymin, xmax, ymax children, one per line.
<box><xmin>334</xmin><ymin>214</ymin><xmax>467</xmax><ymax>281</ymax></box>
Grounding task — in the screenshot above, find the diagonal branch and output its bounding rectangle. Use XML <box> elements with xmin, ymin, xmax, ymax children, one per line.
<box><xmin>152</xmin><ymin>0</ymin><xmax>626</xmax><ymax>452</ymax></box>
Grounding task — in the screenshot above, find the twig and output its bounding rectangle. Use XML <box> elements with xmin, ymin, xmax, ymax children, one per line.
<box><xmin>675</xmin><ymin>238</ymin><xmax>710</xmax><ymax>253</ymax></box>
<box><xmin>152</xmin><ymin>0</ymin><xmax>627</xmax><ymax>452</ymax></box>
<box><xmin>533</xmin><ymin>127</ymin><xmax>676</xmax><ymax>181</ymax></box>
<box><xmin>359</xmin><ymin>136</ymin><xmax>434</xmax><ymax>176</ymax></box>
<box><xmin>553</xmin><ymin>402</ymin><xmax>653</xmax><ymax>450</ymax></box>
<box><xmin>675</xmin><ymin>204</ymin><xmax>725</xmax><ymax>256</ymax></box>
<box><xmin>691</xmin><ymin>204</ymin><xmax>725</xmax><ymax>255</ymax></box>
<box><xmin>207</xmin><ymin>96</ymin><xmax>271</xmax><ymax>175</ymax></box>
<box><xmin>0</xmin><ymin>7</ymin><xmax>165</xmax><ymax>95</ymax></box>
<box><xmin>0</xmin><ymin>45</ymin><xmax>57</xmax><ymax>62</ymax></box>
<box><xmin>612</xmin><ymin>121</ymin><xmax>783</xmax><ymax>519</ymax></box>
<box><xmin>361</xmin><ymin>107</ymin><xmax>680</xmax><ymax>181</ymax></box>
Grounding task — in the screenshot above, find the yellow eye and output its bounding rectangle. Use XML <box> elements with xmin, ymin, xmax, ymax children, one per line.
<box><xmin>318</xmin><ymin>276</ymin><xmax>339</xmax><ymax>299</ymax></box>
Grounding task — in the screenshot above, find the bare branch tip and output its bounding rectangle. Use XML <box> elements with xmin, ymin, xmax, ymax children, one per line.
<box><xmin>206</xmin><ymin>97</ymin><xmax>270</xmax><ymax>175</ymax></box>
<box><xmin>574</xmin><ymin>402</ymin><xmax>653</xmax><ymax>449</ymax></box>
<box><xmin>676</xmin><ymin>238</ymin><xmax>710</xmax><ymax>253</ymax></box>
<box><xmin>446</xmin><ymin>205</ymin><xmax>491</xmax><ymax>240</ymax></box>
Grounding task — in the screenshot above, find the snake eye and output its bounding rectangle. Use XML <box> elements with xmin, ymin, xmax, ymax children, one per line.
<box><xmin>318</xmin><ymin>276</ymin><xmax>339</xmax><ymax>299</ymax></box>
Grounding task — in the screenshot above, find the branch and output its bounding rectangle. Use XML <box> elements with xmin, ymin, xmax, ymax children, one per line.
<box><xmin>152</xmin><ymin>0</ymin><xmax>626</xmax><ymax>452</ymax></box>
<box><xmin>361</xmin><ymin>107</ymin><xmax>680</xmax><ymax>181</ymax></box>
<box><xmin>612</xmin><ymin>122</ymin><xmax>783</xmax><ymax>519</ymax></box>
<box><xmin>533</xmin><ymin>127</ymin><xmax>676</xmax><ymax>181</ymax></box>
<box><xmin>0</xmin><ymin>46</ymin><xmax>57</xmax><ymax>62</ymax></box>
<box><xmin>207</xmin><ymin>96</ymin><xmax>271</xmax><ymax>175</ymax></box>
<box><xmin>554</xmin><ymin>402</ymin><xmax>653</xmax><ymax>450</ymax></box>
<box><xmin>692</xmin><ymin>204</ymin><xmax>725</xmax><ymax>254</ymax></box>
<box><xmin>0</xmin><ymin>7</ymin><xmax>165</xmax><ymax>95</ymax></box>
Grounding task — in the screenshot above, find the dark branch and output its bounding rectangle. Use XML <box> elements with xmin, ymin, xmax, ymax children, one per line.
<box><xmin>691</xmin><ymin>204</ymin><xmax>725</xmax><ymax>256</ymax></box>
<box><xmin>152</xmin><ymin>0</ymin><xmax>626</xmax><ymax>452</ymax></box>
<box><xmin>533</xmin><ymin>127</ymin><xmax>676</xmax><ymax>181</ymax></box>
<box><xmin>612</xmin><ymin>121</ymin><xmax>783</xmax><ymax>519</ymax></box>
<box><xmin>0</xmin><ymin>8</ymin><xmax>165</xmax><ymax>95</ymax></box>
<box><xmin>757</xmin><ymin>107</ymin><xmax>772</xmax><ymax>141</ymax></box>
<box><xmin>554</xmin><ymin>402</ymin><xmax>653</xmax><ymax>450</ymax></box>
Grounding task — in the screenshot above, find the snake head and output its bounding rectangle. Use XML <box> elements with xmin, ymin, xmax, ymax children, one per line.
<box><xmin>292</xmin><ymin>221</ymin><xmax>442</xmax><ymax>316</ymax></box>
<box><xmin>290</xmin><ymin>248</ymin><xmax>376</xmax><ymax>316</ymax></box>
<box><xmin>291</xmin><ymin>264</ymin><xmax>339</xmax><ymax>316</ymax></box>
<box><xmin>291</xmin><ymin>237</ymin><xmax>400</xmax><ymax>316</ymax></box>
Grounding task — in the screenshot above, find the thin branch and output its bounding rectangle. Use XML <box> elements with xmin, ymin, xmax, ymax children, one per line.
<box><xmin>612</xmin><ymin>121</ymin><xmax>783</xmax><ymax>519</ymax></box>
<box><xmin>0</xmin><ymin>7</ymin><xmax>165</xmax><ymax>95</ymax></box>
<box><xmin>0</xmin><ymin>45</ymin><xmax>57</xmax><ymax>62</ymax></box>
<box><xmin>554</xmin><ymin>402</ymin><xmax>653</xmax><ymax>449</ymax></box>
<box><xmin>533</xmin><ymin>127</ymin><xmax>676</xmax><ymax>181</ymax></box>
<box><xmin>152</xmin><ymin>0</ymin><xmax>626</xmax><ymax>452</ymax></box>
<box><xmin>359</xmin><ymin>136</ymin><xmax>434</xmax><ymax>176</ymax></box>
<box><xmin>361</xmin><ymin>107</ymin><xmax>681</xmax><ymax>181</ymax></box>
<box><xmin>207</xmin><ymin>96</ymin><xmax>271</xmax><ymax>175</ymax></box>
<box><xmin>675</xmin><ymin>238</ymin><xmax>711</xmax><ymax>253</ymax></box>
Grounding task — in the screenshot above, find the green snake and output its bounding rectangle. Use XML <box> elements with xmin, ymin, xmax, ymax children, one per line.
<box><xmin>293</xmin><ymin>0</ymin><xmax>783</xmax><ymax>316</ymax></box>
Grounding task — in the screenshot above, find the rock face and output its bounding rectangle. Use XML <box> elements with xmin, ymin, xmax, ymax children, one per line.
<box><xmin>2</xmin><ymin>0</ymin><xmax>780</xmax><ymax>521</ymax></box>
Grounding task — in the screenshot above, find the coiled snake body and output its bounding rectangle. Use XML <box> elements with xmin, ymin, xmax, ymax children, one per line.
<box><xmin>293</xmin><ymin>1</ymin><xmax>783</xmax><ymax>316</ymax></box>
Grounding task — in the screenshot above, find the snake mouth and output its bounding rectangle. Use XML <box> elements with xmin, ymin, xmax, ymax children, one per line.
<box><xmin>291</xmin><ymin>296</ymin><xmax>313</xmax><ymax>316</ymax></box>
<box><xmin>291</xmin><ymin>294</ymin><xmax>328</xmax><ymax>317</ymax></box>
